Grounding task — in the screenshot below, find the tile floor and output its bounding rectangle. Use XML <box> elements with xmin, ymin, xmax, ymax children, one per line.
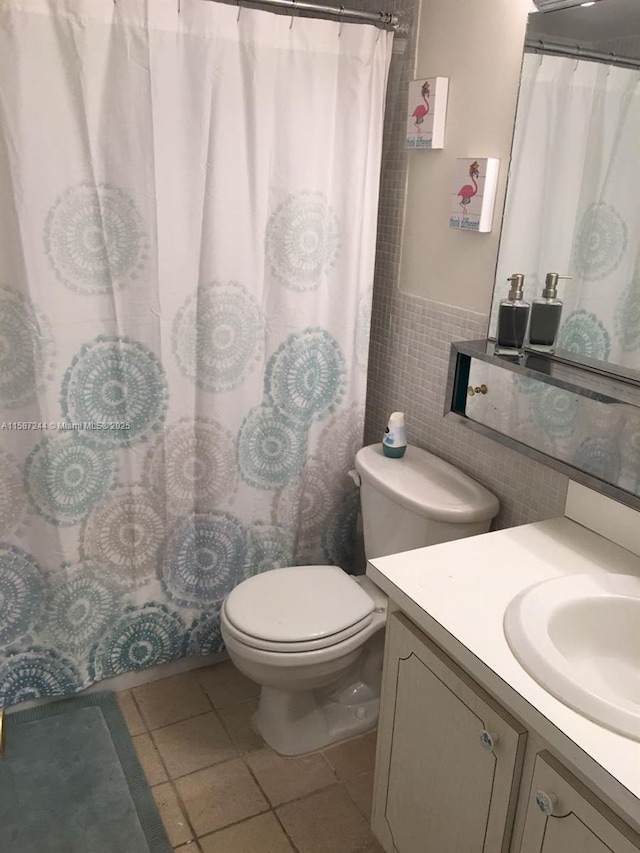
<box><xmin>117</xmin><ymin>661</ymin><xmax>384</xmax><ymax>853</ymax></box>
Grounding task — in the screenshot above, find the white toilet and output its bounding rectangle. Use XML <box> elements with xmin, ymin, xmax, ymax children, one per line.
<box><xmin>221</xmin><ymin>443</ymin><xmax>499</xmax><ymax>755</ymax></box>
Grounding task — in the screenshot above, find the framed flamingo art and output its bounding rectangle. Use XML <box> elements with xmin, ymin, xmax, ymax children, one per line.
<box><xmin>406</xmin><ymin>77</ymin><xmax>448</xmax><ymax>149</ymax></box>
<box><xmin>449</xmin><ymin>157</ymin><xmax>500</xmax><ymax>233</ymax></box>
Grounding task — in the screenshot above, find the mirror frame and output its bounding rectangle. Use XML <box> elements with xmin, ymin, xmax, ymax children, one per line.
<box><xmin>445</xmin><ymin>340</ymin><xmax>640</xmax><ymax>511</ymax></box>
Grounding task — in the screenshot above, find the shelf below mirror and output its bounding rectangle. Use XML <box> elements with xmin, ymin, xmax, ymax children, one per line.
<box><xmin>446</xmin><ymin>340</ymin><xmax>640</xmax><ymax>511</ymax></box>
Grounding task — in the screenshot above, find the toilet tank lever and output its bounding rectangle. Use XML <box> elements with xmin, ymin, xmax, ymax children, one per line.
<box><xmin>348</xmin><ymin>469</ymin><xmax>361</xmax><ymax>487</ymax></box>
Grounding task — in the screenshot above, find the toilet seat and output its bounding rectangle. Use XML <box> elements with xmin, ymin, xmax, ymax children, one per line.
<box><xmin>222</xmin><ymin>565</ymin><xmax>375</xmax><ymax>652</ymax></box>
<box><xmin>222</xmin><ymin>607</ymin><xmax>374</xmax><ymax>652</ymax></box>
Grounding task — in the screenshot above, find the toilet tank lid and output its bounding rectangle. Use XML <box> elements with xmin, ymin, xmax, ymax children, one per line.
<box><xmin>355</xmin><ymin>444</ymin><xmax>499</xmax><ymax>523</ymax></box>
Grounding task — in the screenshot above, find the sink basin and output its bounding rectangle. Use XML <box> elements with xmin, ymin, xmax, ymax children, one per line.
<box><xmin>504</xmin><ymin>573</ymin><xmax>640</xmax><ymax>740</ymax></box>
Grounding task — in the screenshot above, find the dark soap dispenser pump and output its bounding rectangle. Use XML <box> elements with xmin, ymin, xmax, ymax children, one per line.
<box><xmin>527</xmin><ymin>273</ymin><xmax>572</xmax><ymax>354</ymax></box>
<box><xmin>496</xmin><ymin>273</ymin><xmax>530</xmax><ymax>354</ymax></box>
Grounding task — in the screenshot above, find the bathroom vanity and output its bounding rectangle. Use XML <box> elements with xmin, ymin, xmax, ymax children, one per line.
<box><xmin>366</xmin><ymin>483</ymin><xmax>640</xmax><ymax>853</ymax></box>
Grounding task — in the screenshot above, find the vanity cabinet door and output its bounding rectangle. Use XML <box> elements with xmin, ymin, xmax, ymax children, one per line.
<box><xmin>519</xmin><ymin>752</ymin><xmax>640</xmax><ymax>853</ymax></box>
<box><xmin>372</xmin><ymin>612</ymin><xmax>527</xmax><ymax>853</ymax></box>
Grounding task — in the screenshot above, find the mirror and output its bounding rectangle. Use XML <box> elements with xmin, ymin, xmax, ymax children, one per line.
<box><xmin>446</xmin><ymin>340</ymin><xmax>640</xmax><ymax>509</ymax></box>
<box><xmin>489</xmin><ymin>0</ymin><xmax>640</xmax><ymax>376</ymax></box>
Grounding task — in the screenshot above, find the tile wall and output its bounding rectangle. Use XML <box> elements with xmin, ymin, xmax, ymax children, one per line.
<box><xmin>360</xmin><ymin>0</ymin><xmax>569</xmax><ymax>528</ymax></box>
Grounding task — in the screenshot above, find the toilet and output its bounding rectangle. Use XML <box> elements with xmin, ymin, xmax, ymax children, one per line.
<box><xmin>221</xmin><ymin>443</ymin><xmax>499</xmax><ymax>755</ymax></box>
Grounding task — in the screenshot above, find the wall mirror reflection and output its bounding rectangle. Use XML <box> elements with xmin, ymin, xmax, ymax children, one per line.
<box><xmin>464</xmin><ymin>354</ymin><xmax>640</xmax><ymax>500</ymax></box>
<box><xmin>489</xmin><ymin>0</ymin><xmax>640</xmax><ymax>376</ymax></box>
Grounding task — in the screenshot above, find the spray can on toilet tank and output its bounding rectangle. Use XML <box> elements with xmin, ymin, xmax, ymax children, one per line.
<box><xmin>382</xmin><ymin>412</ymin><xmax>407</xmax><ymax>458</ymax></box>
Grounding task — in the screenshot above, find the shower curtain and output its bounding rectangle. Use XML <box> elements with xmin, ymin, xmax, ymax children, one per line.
<box><xmin>494</xmin><ymin>53</ymin><xmax>640</xmax><ymax>369</ymax></box>
<box><xmin>0</xmin><ymin>0</ymin><xmax>392</xmax><ymax>707</ymax></box>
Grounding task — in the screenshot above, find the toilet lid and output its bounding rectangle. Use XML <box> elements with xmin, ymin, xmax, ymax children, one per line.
<box><xmin>223</xmin><ymin>565</ymin><xmax>374</xmax><ymax>644</ymax></box>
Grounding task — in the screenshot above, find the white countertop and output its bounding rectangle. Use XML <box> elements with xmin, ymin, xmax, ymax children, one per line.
<box><xmin>367</xmin><ymin>517</ymin><xmax>640</xmax><ymax>822</ymax></box>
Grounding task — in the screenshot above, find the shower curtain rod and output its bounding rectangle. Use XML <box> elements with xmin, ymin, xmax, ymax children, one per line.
<box><xmin>525</xmin><ymin>38</ymin><xmax>640</xmax><ymax>70</ymax></box>
<box><xmin>201</xmin><ymin>0</ymin><xmax>399</xmax><ymax>29</ymax></box>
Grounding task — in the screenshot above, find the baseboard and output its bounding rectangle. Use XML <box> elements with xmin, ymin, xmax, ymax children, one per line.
<box><xmin>5</xmin><ymin>651</ymin><xmax>228</xmax><ymax>715</ymax></box>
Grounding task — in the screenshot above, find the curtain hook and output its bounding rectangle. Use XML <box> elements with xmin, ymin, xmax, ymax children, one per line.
<box><xmin>289</xmin><ymin>0</ymin><xmax>296</xmax><ymax>29</ymax></box>
<box><xmin>573</xmin><ymin>45</ymin><xmax>581</xmax><ymax>72</ymax></box>
<box><xmin>237</xmin><ymin>0</ymin><xmax>242</xmax><ymax>22</ymax></box>
<box><xmin>177</xmin><ymin>0</ymin><xmax>181</xmax><ymax>12</ymax></box>
<box><xmin>338</xmin><ymin>4</ymin><xmax>344</xmax><ymax>38</ymax></box>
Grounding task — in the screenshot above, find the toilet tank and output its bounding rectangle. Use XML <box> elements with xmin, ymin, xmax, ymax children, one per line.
<box><xmin>354</xmin><ymin>444</ymin><xmax>499</xmax><ymax>560</ymax></box>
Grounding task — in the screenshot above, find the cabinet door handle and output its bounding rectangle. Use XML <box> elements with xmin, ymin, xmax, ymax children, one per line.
<box><xmin>535</xmin><ymin>790</ymin><xmax>558</xmax><ymax>816</ymax></box>
<box><xmin>479</xmin><ymin>729</ymin><xmax>499</xmax><ymax>751</ymax></box>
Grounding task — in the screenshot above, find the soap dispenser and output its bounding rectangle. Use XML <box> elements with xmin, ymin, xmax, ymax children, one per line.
<box><xmin>496</xmin><ymin>274</ymin><xmax>530</xmax><ymax>354</ymax></box>
<box><xmin>527</xmin><ymin>273</ymin><xmax>572</xmax><ymax>354</ymax></box>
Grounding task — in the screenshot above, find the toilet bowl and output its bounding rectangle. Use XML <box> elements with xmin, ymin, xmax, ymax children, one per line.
<box><xmin>221</xmin><ymin>443</ymin><xmax>500</xmax><ymax>756</ymax></box>
<box><xmin>221</xmin><ymin>566</ymin><xmax>387</xmax><ymax>755</ymax></box>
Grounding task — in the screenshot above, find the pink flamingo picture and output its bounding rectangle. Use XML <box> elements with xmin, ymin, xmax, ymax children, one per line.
<box><xmin>457</xmin><ymin>161</ymin><xmax>480</xmax><ymax>217</ymax></box>
<box><xmin>411</xmin><ymin>81</ymin><xmax>430</xmax><ymax>133</ymax></box>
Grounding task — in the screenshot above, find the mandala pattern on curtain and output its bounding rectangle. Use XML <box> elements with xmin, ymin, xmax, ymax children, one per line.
<box><xmin>0</xmin><ymin>0</ymin><xmax>392</xmax><ymax>708</ymax></box>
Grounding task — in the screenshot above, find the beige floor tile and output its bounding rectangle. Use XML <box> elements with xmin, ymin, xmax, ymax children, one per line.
<box><xmin>152</xmin><ymin>782</ymin><xmax>192</xmax><ymax>847</ymax></box>
<box><xmin>195</xmin><ymin>661</ymin><xmax>260</xmax><ymax>708</ymax></box>
<box><xmin>176</xmin><ymin>758</ymin><xmax>268</xmax><ymax>837</ymax></box>
<box><xmin>217</xmin><ymin>697</ymin><xmax>264</xmax><ymax>753</ymax></box>
<box><xmin>199</xmin><ymin>813</ymin><xmax>295</xmax><ymax>853</ymax></box>
<box><xmin>277</xmin><ymin>785</ymin><xmax>375</xmax><ymax>853</ymax></box>
<box><xmin>133</xmin><ymin>733</ymin><xmax>168</xmax><ymax>786</ymax></box>
<box><xmin>345</xmin><ymin>771</ymin><xmax>374</xmax><ymax>820</ymax></box>
<box><xmin>174</xmin><ymin>843</ymin><xmax>202</xmax><ymax>852</ymax></box>
<box><xmin>322</xmin><ymin>731</ymin><xmax>377</xmax><ymax>780</ymax></box>
<box><xmin>117</xmin><ymin>690</ymin><xmax>146</xmax><ymax>736</ymax></box>
<box><xmin>134</xmin><ymin>673</ymin><xmax>211</xmax><ymax>729</ymax></box>
<box><xmin>153</xmin><ymin>711</ymin><xmax>237</xmax><ymax>779</ymax></box>
<box><xmin>246</xmin><ymin>746</ymin><xmax>336</xmax><ymax>807</ymax></box>
<box><xmin>356</xmin><ymin>842</ymin><xmax>385</xmax><ymax>852</ymax></box>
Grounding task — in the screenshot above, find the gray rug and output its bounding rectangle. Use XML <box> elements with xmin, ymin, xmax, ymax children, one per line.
<box><xmin>0</xmin><ymin>692</ymin><xmax>173</xmax><ymax>853</ymax></box>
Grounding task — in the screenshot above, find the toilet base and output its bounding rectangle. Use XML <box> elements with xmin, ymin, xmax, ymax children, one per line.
<box><xmin>253</xmin><ymin>684</ymin><xmax>379</xmax><ymax>756</ymax></box>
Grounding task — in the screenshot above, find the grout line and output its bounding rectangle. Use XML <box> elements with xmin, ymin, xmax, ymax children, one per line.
<box><xmin>272</xmin><ymin>782</ymin><xmax>377</xmax><ymax>853</ymax></box>
<box><xmin>128</xmin><ymin>689</ymin><xmax>149</xmax><ymax>735</ymax></box>
<box><xmin>318</xmin><ymin>749</ymin><xmax>338</xmax><ymax>775</ymax></box>
<box><xmin>122</xmin><ymin>692</ymin><xmax>198</xmax><ymax>846</ymax></box>
<box><xmin>142</xmin><ymin>707</ymin><xmax>217</xmax><ymax>734</ymax></box>
<box><xmin>273</xmin><ymin>779</ymin><xmax>346</xmax><ymax>811</ymax></box>
<box><xmin>205</xmin><ymin>802</ymin><xmax>274</xmax><ymax>835</ymax></box>
<box><xmin>137</xmin><ymin>712</ymin><xmax>201</xmax><ymax>844</ymax></box>
<box><xmin>209</xmin><ymin>696</ymin><xmax>259</xmax><ymax>752</ymax></box>
<box><xmin>342</xmin><ymin>776</ymin><xmax>374</xmax><ymax>822</ymax></box>
<box><xmin>164</xmin><ymin>776</ymin><xmax>200</xmax><ymax>845</ymax></box>
<box><xmin>148</xmin><ymin>738</ymin><xmax>242</xmax><ymax>781</ymax></box>
<box><xmin>195</xmin><ymin>808</ymin><xmax>289</xmax><ymax>849</ymax></box>
<box><xmin>272</xmin><ymin>808</ymin><xmax>303</xmax><ymax>853</ymax></box>
<box><xmin>240</xmin><ymin>744</ymin><xmax>278</xmax><ymax>809</ymax></box>
<box><xmin>194</xmin><ymin>681</ymin><xmax>218</xmax><ymax>714</ymax></box>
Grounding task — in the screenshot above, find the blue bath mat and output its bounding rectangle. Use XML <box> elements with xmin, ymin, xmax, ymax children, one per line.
<box><xmin>0</xmin><ymin>692</ymin><xmax>172</xmax><ymax>853</ymax></box>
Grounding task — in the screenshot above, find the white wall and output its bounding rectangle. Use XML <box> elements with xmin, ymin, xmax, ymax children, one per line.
<box><xmin>363</xmin><ymin>0</ymin><xmax>570</xmax><ymax>528</ymax></box>
<box><xmin>399</xmin><ymin>0</ymin><xmax>534</xmax><ymax>313</ymax></box>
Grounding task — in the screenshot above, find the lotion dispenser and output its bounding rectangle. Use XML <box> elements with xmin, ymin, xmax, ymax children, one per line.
<box><xmin>496</xmin><ymin>273</ymin><xmax>530</xmax><ymax>354</ymax></box>
<box><xmin>527</xmin><ymin>273</ymin><xmax>571</xmax><ymax>354</ymax></box>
